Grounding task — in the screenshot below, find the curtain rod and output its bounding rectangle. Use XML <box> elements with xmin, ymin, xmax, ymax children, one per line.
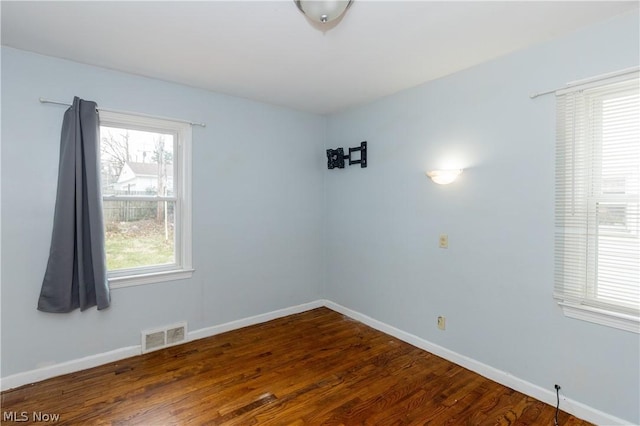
<box><xmin>529</xmin><ymin>66</ymin><xmax>639</xmax><ymax>99</ymax></box>
<box><xmin>39</xmin><ymin>97</ymin><xmax>206</xmax><ymax>127</ymax></box>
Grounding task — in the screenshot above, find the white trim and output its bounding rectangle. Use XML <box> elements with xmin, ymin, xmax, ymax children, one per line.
<box><xmin>188</xmin><ymin>300</ymin><xmax>325</xmax><ymax>341</ymax></box>
<box><xmin>179</xmin><ymin>124</ymin><xmax>193</xmax><ymax>273</ymax></box>
<box><xmin>109</xmin><ymin>268</ymin><xmax>194</xmax><ymax>289</ymax></box>
<box><xmin>103</xmin><ymin>196</ymin><xmax>177</xmax><ymax>202</ymax></box>
<box><xmin>0</xmin><ymin>300</ymin><xmax>324</xmax><ymax>392</ymax></box>
<box><xmin>322</xmin><ymin>300</ymin><xmax>633</xmax><ymax>426</ymax></box>
<box><xmin>558</xmin><ymin>301</ymin><xmax>640</xmax><ymax>334</ymax></box>
<box><xmin>0</xmin><ymin>299</ymin><xmax>632</xmax><ymax>425</ymax></box>
<box><xmin>0</xmin><ymin>346</ymin><xmax>140</xmax><ymax>392</ymax></box>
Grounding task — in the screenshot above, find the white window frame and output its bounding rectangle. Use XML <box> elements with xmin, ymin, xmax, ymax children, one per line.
<box><xmin>99</xmin><ymin>111</ymin><xmax>193</xmax><ymax>288</ymax></box>
<box><xmin>554</xmin><ymin>70</ymin><xmax>640</xmax><ymax>333</ymax></box>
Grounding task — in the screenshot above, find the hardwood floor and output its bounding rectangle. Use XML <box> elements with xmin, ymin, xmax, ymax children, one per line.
<box><xmin>1</xmin><ymin>307</ymin><xmax>592</xmax><ymax>425</ymax></box>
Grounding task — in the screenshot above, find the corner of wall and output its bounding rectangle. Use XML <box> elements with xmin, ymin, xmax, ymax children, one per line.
<box><xmin>320</xmin><ymin>114</ymin><xmax>330</xmax><ymax>300</ymax></box>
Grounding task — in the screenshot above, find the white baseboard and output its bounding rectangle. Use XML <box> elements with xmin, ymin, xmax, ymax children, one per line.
<box><xmin>0</xmin><ymin>346</ymin><xmax>141</xmax><ymax>392</ymax></box>
<box><xmin>322</xmin><ymin>300</ymin><xmax>632</xmax><ymax>426</ymax></box>
<box><xmin>188</xmin><ymin>300</ymin><xmax>324</xmax><ymax>341</ymax></box>
<box><xmin>0</xmin><ymin>300</ymin><xmax>325</xmax><ymax>392</ymax></box>
<box><xmin>0</xmin><ymin>298</ymin><xmax>631</xmax><ymax>425</ymax></box>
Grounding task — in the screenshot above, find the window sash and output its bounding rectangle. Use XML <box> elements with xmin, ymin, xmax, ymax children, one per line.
<box><xmin>103</xmin><ymin>199</ymin><xmax>179</xmax><ymax>273</ymax></box>
<box><xmin>554</xmin><ymin>72</ymin><xmax>640</xmax><ymax>328</ymax></box>
<box><xmin>99</xmin><ymin>111</ymin><xmax>193</xmax><ymax>287</ymax></box>
<box><xmin>103</xmin><ymin>196</ymin><xmax>177</xmax><ymax>202</ymax></box>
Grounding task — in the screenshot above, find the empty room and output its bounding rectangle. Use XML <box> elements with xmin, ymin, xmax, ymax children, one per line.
<box><xmin>1</xmin><ymin>1</ymin><xmax>639</xmax><ymax>424</ymax></box>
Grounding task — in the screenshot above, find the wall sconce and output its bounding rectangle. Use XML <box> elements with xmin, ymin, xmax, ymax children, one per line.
<box><xmin>426</xmin><ymin>169</ymin><xmax>463</xmax><ymax>185</ymax></box>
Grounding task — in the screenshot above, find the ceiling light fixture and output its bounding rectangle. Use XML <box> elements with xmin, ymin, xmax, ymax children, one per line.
<box><xmin>294</xmin><ymin>0</ymin><xmax>353</xmax><ymax>24</ymax></box>
<box><xmin>426</xmin><ymin>169</ymin><xmax>463</xmax><ymax>185</ymax></box>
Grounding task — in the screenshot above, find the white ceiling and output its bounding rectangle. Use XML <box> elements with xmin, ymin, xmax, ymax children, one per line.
<box><xmin>1</xmin><ymin>1</ymin><xmax>638</xmax><ymax>114</ymax></box>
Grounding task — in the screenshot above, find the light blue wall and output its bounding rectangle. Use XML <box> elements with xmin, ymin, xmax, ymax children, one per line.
<box><xmin>2</xmin><ymin>10</ymin><xmax>639</xmax><ymax>424</ymax></box>
<box><xmin>1</xmin><ymin>47</ymin><xmax>326</xmax><ymax>376</ymax></box>
<box><xmin>325</xmin><ymin>11</ymin><xmax>639</xmax><ymax>424</ymax></box>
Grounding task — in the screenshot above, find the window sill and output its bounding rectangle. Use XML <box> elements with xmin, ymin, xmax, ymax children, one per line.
<box><xmin>558</xmin><ymin>301</ymin><xmax>639</xmax><ymax>334</ymax></box>
<box><xmin>109</xmin><ymin>269</ymin><xmax>194</xmax><ymax>289</ymax></box>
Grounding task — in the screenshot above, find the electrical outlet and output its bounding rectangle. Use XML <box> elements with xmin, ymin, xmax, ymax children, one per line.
<box><xmin>439</xmin><ymin>234</ymin><xmax>448</xmax><ymax>249</ymax></box>
<box><xmin>437</xmin><ymin>316</ymin><xmax>446</xmax><ymax>330</ymax></box>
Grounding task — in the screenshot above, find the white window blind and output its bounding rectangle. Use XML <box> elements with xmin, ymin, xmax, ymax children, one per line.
<box><xmin>554</xmin><ymin>71</ymin><xmax>640</xmax><ymax>333</ymax></box>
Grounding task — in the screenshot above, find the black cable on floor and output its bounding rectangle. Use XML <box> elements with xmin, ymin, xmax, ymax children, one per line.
<box><xmin>554</xmin><ymin>384</ymin><xmax>561</xmax><ymax>426</ymax></box>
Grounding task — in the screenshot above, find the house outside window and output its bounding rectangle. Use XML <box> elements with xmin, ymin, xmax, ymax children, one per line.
<box><xmin>99</xmin><ymin>111</ymin><xmax>193</xmax><ymax>288</ymax></box>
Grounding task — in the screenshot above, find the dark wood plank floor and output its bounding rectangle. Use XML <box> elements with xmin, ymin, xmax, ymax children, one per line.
<box><xmin>1</xmin><ymin>307</ymin><xmax>591</xmax><ymax>425</ymax></box>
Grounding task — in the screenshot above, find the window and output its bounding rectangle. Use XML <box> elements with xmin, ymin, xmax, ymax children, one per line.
<box><xmin>99</xmin><ymin>111</ymin><xmax>193</xmax><ymax>288</ymax></box>
<box><xmin>554</xmin><ymin>71</ymin><xmax>639</xmax><ymax>333</ymax></box>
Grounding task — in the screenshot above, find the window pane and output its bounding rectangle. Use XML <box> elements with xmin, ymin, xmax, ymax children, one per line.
<box><xmin>594</xmin><ymin>87</ymin><xmax>640</xmax><ymax>308</ymax></box>
<box><xmin>103</xmin><ymin>200</ymin><xmax>176</xmax><ymax>271</ymax></box>
<box><xmin>100</xmin><ymin>126</ymin><xmax>174</xmax><ymax>197</ymax></box>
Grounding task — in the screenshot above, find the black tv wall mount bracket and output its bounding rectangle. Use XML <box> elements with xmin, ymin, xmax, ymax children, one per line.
<box><xmin>326</xmin><ymin>141</ymin><xmax>367</xmax><ymax>169</ymax></box>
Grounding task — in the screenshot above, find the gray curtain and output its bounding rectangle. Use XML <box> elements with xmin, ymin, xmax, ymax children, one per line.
<box><xmin>38</xmin><ymin>97</ymin><xmax>111</xmax><ymax>313</ymax></box>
